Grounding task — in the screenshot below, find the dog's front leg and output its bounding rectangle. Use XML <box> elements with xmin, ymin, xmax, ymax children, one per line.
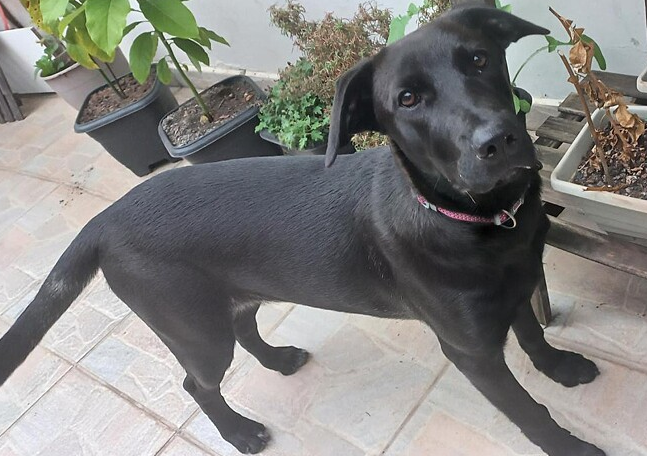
<box><xmin>513</xmin><ymin>302</ymin><xmax>600</xmax><ymax>387</ymax></box>
<box><xmin>438</xmin><ymin>339</ymin><xmax>605</xmax><ymax>456</ymax></box>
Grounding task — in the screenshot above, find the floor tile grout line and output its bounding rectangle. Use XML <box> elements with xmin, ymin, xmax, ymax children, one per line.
<box><xmin>0</xmin><ymin>165</ymin><xmax>119</xmax><ymax>204</ymax></box>
<box><xmin>379</xmin><ymin>360</ymin><xmax>451</xmax><ymax>455</ymax></box>
<box><xmin>71</xmin><ymin>363</ymin><xmax>183</xmax><ymax>432</ymax></box>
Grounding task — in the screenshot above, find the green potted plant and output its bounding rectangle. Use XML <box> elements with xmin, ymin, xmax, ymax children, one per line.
<box><xmin>257</xmin><ymin>1</ymin><xmax>398</xmax><ymax>155</ymax></box>
<box><xmin>549</xmin><ymin>8</ymin><xmax>647</xmax><ymax>242</ymax></box>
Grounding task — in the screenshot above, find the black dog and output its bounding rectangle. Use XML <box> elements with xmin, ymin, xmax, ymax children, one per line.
<box><xmin>0</xmin><ymin>6</ymin><xmax>605</xmax><ymax>456</ymax></box>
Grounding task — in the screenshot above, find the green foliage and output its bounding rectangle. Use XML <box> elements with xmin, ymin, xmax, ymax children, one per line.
<box><xmin>138</xmin><ymin>0</ymin><xmax>200</xmax><ymax>39</ymax></box>
<box><xmin>85</xmin><ymin>0</ymin><xmax>130</xmax><ymax>54</ymax></box>
<box><xmin>129</xmin><ymin>32</ymin><xmax>158</xmax><ymax>83</ymax></box>
<box><xmin>34</xmin><ymin>35</ymin><xmax>68</xmax><ymax>77</ymax></box>
<box><xmin>387</xmin><ymin>0</ymin><xmax>451</xmax><ymax>44</ymax></box>
<box><xmin>256</xmin><ymin>59</ymin><xmax>330</xmax><ymax>150</ymax></box>
<box><xmin>264</xmin><ymin>1</ymin><xmax>392</xmax><ymax>149</ymax></box>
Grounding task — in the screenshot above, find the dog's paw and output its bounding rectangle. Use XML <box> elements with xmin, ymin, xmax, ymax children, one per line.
<box><xmin>270</xmin><ymin>346</ymin><xmax>310</xmax><ymax>376</ymax></box>
<box><xmin>223</xmin><ymin>419</ymin><xmax>270</xmax><ymax>454</ymax></box>
<box><xmin>538</xmin><ymin>350</ymin><xmax>600</xmax><ymax>387</ymax></box>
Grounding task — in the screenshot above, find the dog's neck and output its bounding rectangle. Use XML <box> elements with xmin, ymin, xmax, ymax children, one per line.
<box><xmin>390</xmin><ymin>143</ymin><xmax>537</xmax><ymax>217</ymax></box>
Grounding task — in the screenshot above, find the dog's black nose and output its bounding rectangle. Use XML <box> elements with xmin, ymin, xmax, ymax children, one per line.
<box><xmin>476</xmin><ymin>132</ymin><xmax>517</xmax><ymax>159</ymax></box>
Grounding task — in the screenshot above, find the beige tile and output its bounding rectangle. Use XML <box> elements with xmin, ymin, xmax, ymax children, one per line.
<box><xmin>0</xmin><ymin>171</ymin><xmax>58</xmax><ymax>237</ymax></box>
<box><xmin>349</xmin><ymin>314</ymin><xmax>440</xmax><ymax>366</ymax></box>
<box><xmin>185</xmin><ymin>410</ymin><xmax>365</xmax><ymax>456</ymax></box>
<box><xmin>0</xmin><ymin>226</ymin><xmax>33</xmax><ymax>274</ymax></box>
<box><xmin>0</xmin><ymin>369</ymin><xmax>172</xmax><ymax>456</ymax></box>
<box><xmin>507</xmin><ymin>339</ymin><xmax>647</xmax><ymax>456</ymax></box>
<box><xmin>9</xmin><ymin>185</ymin><xmax>110</xmax><ymax>279</ymax></box>
<box><xmin>0</xmin><ymin>267</ymin><xmax>37</xmax><ymax>316</ymax></box>
<box><xmin>22</xmin><ymin>132</ymin><xmax>104</xmax><ymax>183</ymax></box>
<box><xmin>0</xmin><ymin>145</ymin><xmax>43</xmax><ymax>170</ymax></box>
<box><xmin>158</xmin><ymin>436</ymin><xmax>213</xmax><ymax>456</ymax></box>
<box><xmin>80</xmin><ymin>315</ymin><xmax>198</xmax><ymax>427</ymax></box>
<box><xmin>304</xmin><ymin>354</ymin><xmax>439</xmax><ymax>453</ymax></box>
<box><xmin>268</xmin><ymin>305</ymin><xmax>349</xmax><ymax>352</ymax></box>
<box><xmin>78</xmin><ymin>152</ymin><xmax>159</xmax><ymax>201</ymax></box>
<box><xmin>0</xmin><ymin>320</ymin><xmax>71</xmax><ymax>435</ymax></box>
<box><xmin>184</xmin><ymin>305</ymin><xmax>446</xmax><ymax>455</ymax></box>
<box><xmin>385</xmin><ymin>410</ymin><xmax>526</xmax><ymax>456</ymax></box>
<box><xmin>385</xmin><ymin>363</ymin><xmax>541</xmax><ymax>456</ymax></box>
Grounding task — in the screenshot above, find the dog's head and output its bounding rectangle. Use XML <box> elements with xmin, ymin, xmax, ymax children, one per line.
<box><xmin>325</xmin><ymin>6</ymin><xmax>549</xmax><ymax>195</ymax></box>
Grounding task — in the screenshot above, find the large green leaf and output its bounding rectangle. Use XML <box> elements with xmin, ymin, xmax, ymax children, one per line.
<box><xmin>85</xmin><ymin>0</ymin><xmax>131</xmax><ymax>54</ymax></box>
<box><xmin>387</xmin><ymin>15</ymin><xmax>411</xmax><ymax>45</ymax></box>
<box><xmin>173</xmin><ymin>38</ymin><xmax>209</xmax><ymax>65</ymax></box>
<box><xmin>122</xmin><ymin>21</ymin><xmax>144</xmax><ymax>38</ymax></box>
<box><xmin>41</xmin><ymin>0</ymin><xmax>69</xmax><ymax>24</ymax></box>
<box><xmin>65</xmin><ymin>27</ymin><xmax>99</xmax><ymax>69</ymax></box>
<box><xmin>138</xmin><ymin>0</ymin><xmax>199</xmax><ymax>39</ymax></box>
<box><xmin>129</xmin><ymin>32</ymin><xmax>158</xmax><ymax>83</ymax></box>
<box><xmin>199</xmin><ymin>27</ymin><xmax>229</xmax><ymax>46</ymax></box>
<box><xmin>58</xmin><ymin>4</ymin><xmax>86</xmax><ymax>36</ymax></box>
<box><xmin>156</xmin><ymin>58</ymin><xmax>173</xmax><ymax>84</ymax></box>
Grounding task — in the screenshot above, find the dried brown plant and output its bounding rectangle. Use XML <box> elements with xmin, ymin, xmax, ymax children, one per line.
<box><xmin>551</xmin><ymin>7</ymin><xmax>646</xmax><ymax>187</ymax></box>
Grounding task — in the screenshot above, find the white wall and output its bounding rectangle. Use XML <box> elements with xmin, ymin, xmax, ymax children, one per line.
<box><xmin>146</xmin><ymin>0</ymin><xmax>644</xmax><ymax>100</ymax></box>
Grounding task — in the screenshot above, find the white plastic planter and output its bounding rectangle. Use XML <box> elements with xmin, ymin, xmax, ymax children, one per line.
<box><xmin>551</xmin><ymin>105</ymin><xmax>647</xmax><ymax>241</ymax></box>
<box><xmin>41</xmin><ymin>48</ymin><xmax>130</xmax><ymax>110</ymax></box>
<box><xmin>637</xmin><ymin>65</ymin><xmax>647</xmax><ymax>94</ymax></box>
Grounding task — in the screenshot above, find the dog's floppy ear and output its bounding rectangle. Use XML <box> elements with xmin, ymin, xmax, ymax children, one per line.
<box><xmin>325</xmin><ymin>58</ymin><xmax>379</xmax><ymax>167</ymax></box>
<box><xmin>459</xmin><ymin>7</ymin><xmax>550</xmax><ymax>47</ymax></box>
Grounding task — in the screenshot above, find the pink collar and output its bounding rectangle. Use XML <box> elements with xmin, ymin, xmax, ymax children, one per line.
<box><xmin>416</xmin><ymin>194</ymin><xmax>525</xmax><ymax>229</ymax></box>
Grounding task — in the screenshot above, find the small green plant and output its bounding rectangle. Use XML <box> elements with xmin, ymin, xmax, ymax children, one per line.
<box><xmin>256</xmin><ymin>59</ymin><xmax>329</xmax><ymax>149</ymax></box>
<box><xmin>34</xmin><ymin>35</ymin><xmax>68</xmax><ymax>77</ymax></box>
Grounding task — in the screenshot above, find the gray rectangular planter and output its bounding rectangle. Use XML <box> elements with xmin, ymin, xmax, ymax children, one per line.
<box><xmin>158</xmin><ymin>75</ymin><xmax>281</xmax><ymax>165</ymax></box>
<box><xmin>550</xmin><ymin>105</ymin><xmax>647</xmax><ymax>242</ymax></box>
<box><xmin>75</xmin><ymin>74</ymin><xmax>179</xmax><ymax>176</ymax></box>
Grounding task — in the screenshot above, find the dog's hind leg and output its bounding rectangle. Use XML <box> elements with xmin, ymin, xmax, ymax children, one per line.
<box><xmin>101</xmin><ymin>262</ymin><xmax>271</xmax><ymax>454</ymax></box>
<box><xmin>233</xmin><ymin>302</ymin><xmax>309</xmax><ymax>376</ymax></box>
<box><xmin>177</xmin><ymin>329</ymin><xmax>271</xmax><ymax>455</ymax></box>
<box><xmin>512</xmin><ymin>301</ymin><xmax>599</xmax><ymax>387</ymax></box>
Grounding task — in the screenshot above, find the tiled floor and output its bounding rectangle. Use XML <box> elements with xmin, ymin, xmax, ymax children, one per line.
<box><xmin>0</xmin><ymin>91</ymin><xmax>646</xmax><ymax>456</ymax></box>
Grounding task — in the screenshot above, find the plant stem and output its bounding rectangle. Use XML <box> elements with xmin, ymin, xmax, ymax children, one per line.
<box><xmin>105</xmin><ymin>62</ymin><xmax>125</xmax><ymax>92</ymax></box>
<box><xmin>157</xmin><ymin>31</ymin><xmax>213</xmax><ymax>121</ymax></box>
<box><xmin>557</xmin><ymin>51</ymin><xmax>613</xmax><ymax>185</ymax></box>
<box><xmin>512</xmin><ymin>45</ymin><xmax>548</xmax><ymax>84</ymax></box>
<box><xmin>91</xmin><ymin>57</ymin><xmax>127</xmax><ymax>99</ymax></box>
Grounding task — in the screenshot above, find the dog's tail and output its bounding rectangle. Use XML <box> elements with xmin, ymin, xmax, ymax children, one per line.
<box><xmin>0</xmin><ymin>222</ymin><xmax>100</xmax><ymax>385</ymax></box>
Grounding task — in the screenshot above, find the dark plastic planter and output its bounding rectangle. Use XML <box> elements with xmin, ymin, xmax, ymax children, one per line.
<box><xmin>74</xmin><ymin>75</ymin><xmax>179</xmax><ymax>177</ymax></box>
<box><xmin>158</xmin><ymin>75</ymin><xmax>281</xmax><ymax>165</ymax></box>
<box><xmin>258</xmin><ymin>129</ymin><xmax>327</xmax><ymax>156</ymax></box>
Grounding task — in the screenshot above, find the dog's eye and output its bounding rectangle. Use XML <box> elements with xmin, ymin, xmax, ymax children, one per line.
<box><xmin>473</xmin><ymin>51</ymin><xmax>488</xmax><ymax>70</ymax></box>
<box><xmin>398</xmin><ymin>91</ymin><xmax>419</xmax><ymax>108</ymax></box>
